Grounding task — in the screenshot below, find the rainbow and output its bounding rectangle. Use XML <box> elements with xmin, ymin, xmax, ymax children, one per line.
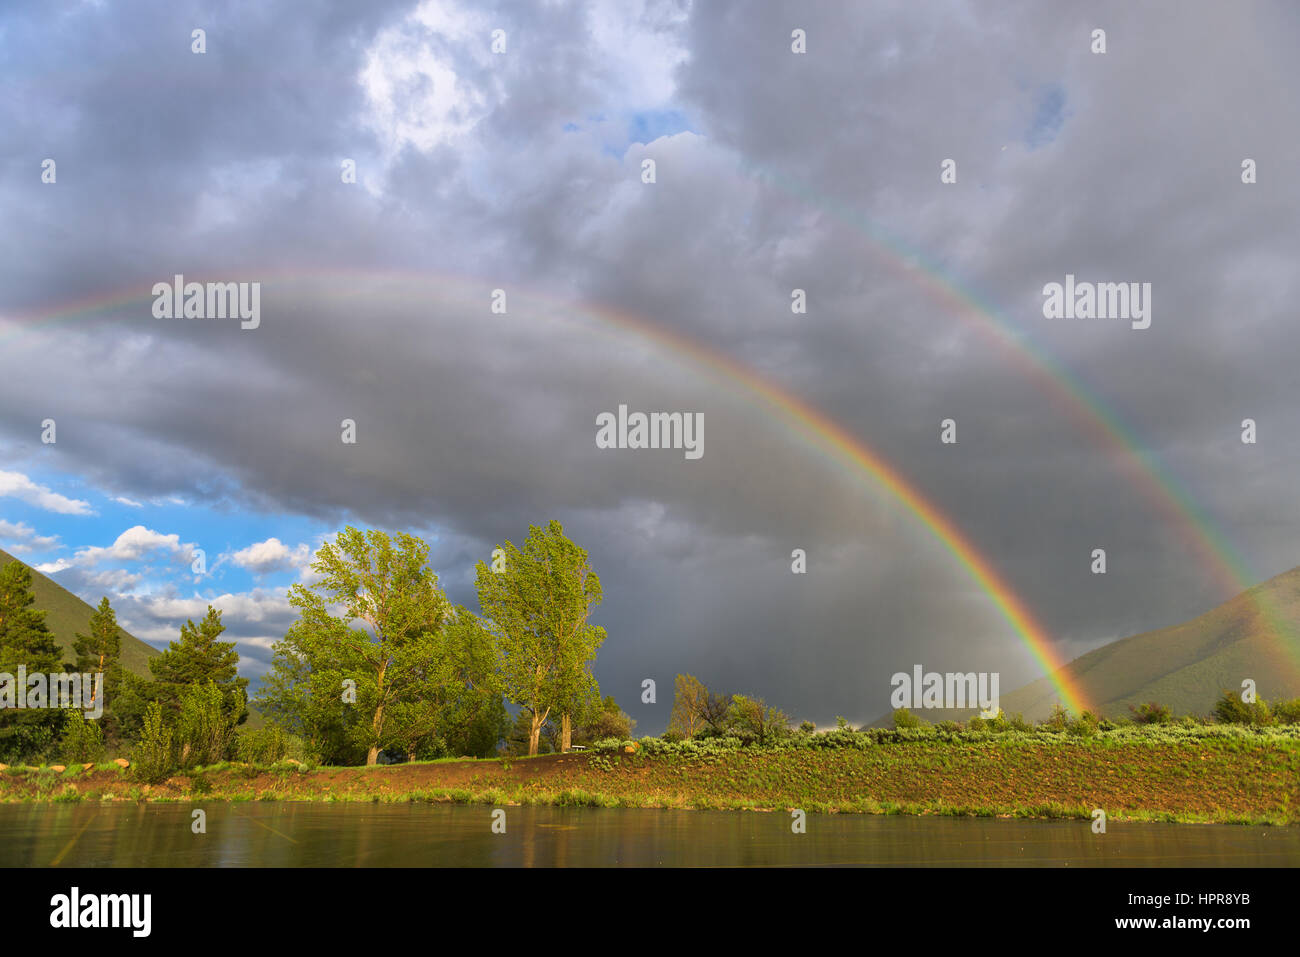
<box><xmin>737</xmin><ymin>160</ymin><xmax>1300</xmax><ymax>680</ymax></box>
<box><xmin>1</xmin><ymin>268</ymin><xmax>1091</xmax><ymax>714</ymax></box>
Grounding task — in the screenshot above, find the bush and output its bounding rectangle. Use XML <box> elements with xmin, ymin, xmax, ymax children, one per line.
<box><xmin>660</xmin><ymin>729</ymin><xmax>685</xmax><ymax>744</ymax></box>
<box><xmin>892</xmin><ymin>708</ymin><xmax>925</xmax><ymax>730</ymax></box>
<box><xmin>1068</xmin><ymin>710</ymin><xmax>1100</xmax><ymax>737</ymax></box>
<box><xmin>133</xmin><ymin>702</ymin><xmax>175</xmax><ymax>783</ymax></box>
<box><xmin>1044</xmin><ymin>704</ymin><xmax>1071</xmax><ymax>732</ymax></box>
<box><xmin>797</xmin><ymin>720</ymin><xmax>817</xmax><ymax>735</ymax></box>
<box><xmin>235</xmin><ymin>724</ymin><xmax>307</xmax><ymax>765</ymax></box>
<box><xmin>1271</xmin><ymin>698</ymin><xmax>1300</xmax><ymax>724</ymax></box>
<box><xmin>58</xmin><ymin>709</ymin><xmax>106</xmax><ymax>763</ymax></box>
<box><xmin>176</xmin><ymin>681</ymin><xmax>238</xmax><ymax>768</ymax></box>
<box><xmin>1129</xmin><ymin>701</ymin><xmax>1173</xmax><ymax>725</ymax></box>
<box><xmin>1212</xmin><ymin>691</ymin><xmax>1272</xmax><ymax>726</ymax></box>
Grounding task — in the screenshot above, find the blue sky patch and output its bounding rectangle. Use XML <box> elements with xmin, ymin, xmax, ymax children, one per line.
<box><xmin>1025</xmin><ymin>83</ymin><xmax>1068</xmax><ymax>150</ymax></box>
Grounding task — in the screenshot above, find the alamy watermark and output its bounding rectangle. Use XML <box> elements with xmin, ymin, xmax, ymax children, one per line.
<box><xmin>1042</xmin><ymin>274</ymin><xmax>1151</xmax><ymax>330</ymax></box>
<box><xmin>595</xmin><ymin>404</ymin><xmax>703</xmax><ymax>459</ymax></box>
<box><xmin>152</xmin><ymin>273</ymin><xmax>260</xmax><ymax>329</ymax></box>
<box><xmin>890</xmin><ymin>665</ymin><xmax>999</xmax><ymax>715</ymax></box>
<box><xmin>0</xmin><ymin>667</ymin><xmax>104</xmax><ymax>719</ymax></box>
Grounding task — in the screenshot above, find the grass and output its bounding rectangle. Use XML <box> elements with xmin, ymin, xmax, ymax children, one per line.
<box><xmin>3</xmin><ymin>725</ymin><xmax>1297</xmax><ymax>824</ymax></box>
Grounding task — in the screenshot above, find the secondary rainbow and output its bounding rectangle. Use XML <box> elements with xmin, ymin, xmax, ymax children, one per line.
<box><xmin>740</xmin><ymin>160</ymin><xmax>1300</xmax><ymax>677</ymax></box>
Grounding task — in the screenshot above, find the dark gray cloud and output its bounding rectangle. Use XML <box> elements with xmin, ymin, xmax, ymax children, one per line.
<box><xmin>1</xmin><ymin>0</ymin><xmax>1297</xmax><ymax>729</ymax></box>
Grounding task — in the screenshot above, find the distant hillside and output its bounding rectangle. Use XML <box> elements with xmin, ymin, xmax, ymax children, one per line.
<box><xmin>1000</xmin><ymin>565</ymin><xmax>1300</xmax><ymax>721</ymax></box>
<box><xmin>0</xmin><ymin>547</ymin><xmax>159</xmax><ymax>678</ymax></box>
<box><xmin>863</xmin><ymin>565</ymin><xmax>1300</xmax><ymax>727</ymax></box>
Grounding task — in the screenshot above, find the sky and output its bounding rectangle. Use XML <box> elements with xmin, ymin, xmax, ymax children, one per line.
<box><xmin>1</xmin><ymin>0</ymin><xmax>1297</xmax><ymax>732</ymax></box>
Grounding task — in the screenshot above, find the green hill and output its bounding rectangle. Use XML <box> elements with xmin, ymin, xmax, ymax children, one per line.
<box><xmin>0</xmin><ymin>547</ymin><xmax>159</xmax><ymax>678</ymax></box>
<box><xmin>999</xmin><ymin>565</ymin><xmax>1300</xmax><ymax>721</ymax></box>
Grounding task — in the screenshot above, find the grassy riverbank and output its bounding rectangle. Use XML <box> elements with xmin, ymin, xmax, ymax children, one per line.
<box><xmin>4</xmin><ymin>726</ymin><xmax>1298</xmax><ymax>825</ymax></box>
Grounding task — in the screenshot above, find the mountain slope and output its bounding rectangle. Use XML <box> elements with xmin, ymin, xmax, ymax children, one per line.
<box><xmin>0</xmin><ymin>548</ymin><xmax>159</xmax><ymax>677</ymax></box>
<box><xmin>1001</xmin><ymin>565</ymin><xmax>1300</xmax><ymax>720</ymax></box>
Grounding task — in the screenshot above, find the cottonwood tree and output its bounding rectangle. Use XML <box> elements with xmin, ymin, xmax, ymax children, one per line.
<box><xmin>697</xmin><ymin>690</ymin><xmax>733</xmax><ymax>735</ymax></box>
<box><xmin>475</xmin><ymin>521</ymin><xmax>606</xmax><ymax>756</ymax></box>
<box><xmin>282</xmin><ymin>528</ymin><xmax>451</xmax><ymax>766</ymax></box>
<box><xmin>728</xmin><ymin>694</ymin><xmax>791</xmax><ymax>745</ymax></box>
<box><xmin>668</xmin><ymin>673</ymin><xmax>708</xmax><ymax>738</ymax></box>
<box><xmin>550</xmin><ymin>657</ymin><xmax>600</xmax><ymax>752</ymax></box>
<box><xmin>384</xmin><ymin>608</ymin><xmax>502</xmax><ymax>761</ymax></box>
<box><xmin>257</xmin><ymin>611</ymin><xmax>369</xmax><ymax>765</ymax></box>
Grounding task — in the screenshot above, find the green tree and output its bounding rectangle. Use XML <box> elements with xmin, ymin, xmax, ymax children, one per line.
<box><xmin>149</xmin><ymin>606</ymin><xmax>249</xmax><ymax>727</ymax></box>
<box><xmin>430</xmin><ymin>609</ymin><xmax>509</xmax><ymax>757</ymax></box>
<box><xmin>576</xmin><ymin>695</ymin><xmax>635</xmax><ymax>744</ymax></box>
<box><xmin>667</xmin><ymin>673</ymin><xmax>708</xmax><ymax>739</ymax></box>
<box><xmin>728</xmin><ymin>694</ymin><xmax>790</xmax><ymax>745</ymax></box>
<box><xmin>257</xmin><ymin>612</ymin><xmax>366</xmax><ymax>765</ymax></box>
<box><xmin>474</xmin><ymin>521</ymin><xmax>606</xmax><ymax>756</ymax></box>
<box><xmin>505</xmin><ymin>708</ymin><xmax>552</xmax><ymax>755</ymax></box>
<box><xmin>279</xmin><ymin>527</ymin><xmax>452</xmax><ymax>766</ymax></box>
<box><xmin>71</xmin><ymin>596</ymin><xmax>124</xmax><ymax>741</ymax></box>
<box><xmin>0</xmin><ymin>561</ymin><xmax>66</xmax><ymax>761</ymax></box>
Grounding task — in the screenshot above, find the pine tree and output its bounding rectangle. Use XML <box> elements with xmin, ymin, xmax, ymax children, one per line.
<box><xmin>148</xmin><ymin>605</ymin><xmax>249</xmax><ymax>726</ymax></box>
<box><xmin>0</xmin><ymin>561</ymin><xmax>67</xmax><ymax>761</ymax></box>
<box><xmin>72</xmin><ymin>597</ymin><xmax>123</xmax><ymax>732</ymax></box>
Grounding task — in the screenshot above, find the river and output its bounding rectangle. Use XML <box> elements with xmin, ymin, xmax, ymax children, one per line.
<box><xmin>4</xmin><ymin>804</ymin><xmax>1296</xmax><ymax>867</ymax></box>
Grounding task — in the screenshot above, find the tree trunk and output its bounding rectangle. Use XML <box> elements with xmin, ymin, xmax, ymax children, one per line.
<box><xmin>528</xmin><ymin>706</ymin><xmax>549</xmax><ymax>756</ymax></box>
<box><xmin>368</xmin><ymin>664</ymin><xmax>387</xmax><ymax>766</ymax></box>
<box><xmin>91</xmin><ymin>653</ymin><xmax>104</xmax><ymax>707</ymax></box>
<box><xmin>561</xmin><ymin>712</ymin><xmax>572</xmax><ymax>752</ymax></box>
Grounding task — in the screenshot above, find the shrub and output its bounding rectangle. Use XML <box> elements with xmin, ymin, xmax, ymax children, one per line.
<box><xmin>1129</xmin><ymin>702</ymin><xmax>1173</xmax><ymax>725</ymax></box>
<box><xmin>892</xmin><ymin>708</ymin><xmax>924</xmax><ymax>730</ymax></box>
<box><xmin>660</xmin><ymin>730</ymin><xmax>685</xmax><ymax>744</ymax></box>
<box><xmin>1042</xmin><ymin>704</ymin><xmax>1071</xmax><ymax>732</ymax></box>
<box><xmin>133</xmin><ymin>702</ymin><xmax>175</xmax><ymax>783</ymax></box>
<box><xmin>176</xmin><ymin>681</ymin><xmax>238</xmax><ymax>768</ymax></box>
<box><xmin>1212</xmin><ymin>691</ymin><xmax>1272</xmax><ymax>726</ymax></box>
<box><xmin>58</xmin><ymin>709</ymin><xmax>105</xmax><ymax>763</ymax></box>
<box><xmin>235</xmin><ymin>724</ymin><xmax>308</xmax><ymax>764</ymax></box>
<box><xmin>1068</xmin><ymin>710</ymin><xmax>1100</xmax><ymax>737</ymax></box>
<box><xmin>1271</xmin><ymin>698</ymin><xmax>1300</xmax><ymax>724</ymax></box>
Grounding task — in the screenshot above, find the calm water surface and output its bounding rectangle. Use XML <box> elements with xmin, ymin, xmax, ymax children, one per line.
<box><xmin>2</xmin><ymin>804</ymin><xmax>1296</xmax><ymax>867</ymax></box>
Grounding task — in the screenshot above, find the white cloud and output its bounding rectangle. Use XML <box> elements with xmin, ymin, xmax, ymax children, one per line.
<box><xmin>112</xmin><ymin>496</ymin><xmax>144</xmax><ymax>508</ymax></box>
<box><xmin>72</xmin><ymin>525</ymin><xmax>196</xmax><ymax>567</ymax></box>
<box><xmin>226</xmin><ymin>537</ymin><xmax>311</xmax><ymax>575</ymax></box>
<box><xmin>86</xmin><ymin>567</ymin><xmax>143</xmax><ymax>591</ymax></box>
<box><xmin>0</xmin><ymin>519</ymin><xmax>61</xmax><ymax>554</ymax></box>
<box><xmin>357</xmin><ymin>0</ymin><xmax>494</xmax><ymax>159</ymax></box>
<box><xmin>0</xmin><ymin>470</ymin><xmax>94</xmax><ymax>515</ymax></box>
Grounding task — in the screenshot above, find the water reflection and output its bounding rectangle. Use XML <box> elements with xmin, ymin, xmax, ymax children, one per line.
<box><xmin>3</xmin><ymin>803</ymin><xmax>1296</xmax><ymax>867</ymax></box>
